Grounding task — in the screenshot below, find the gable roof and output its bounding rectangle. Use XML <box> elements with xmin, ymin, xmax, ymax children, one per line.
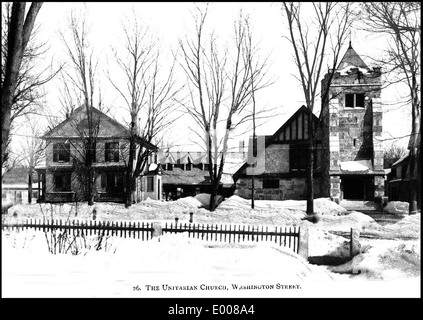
<box><xmin>43</xmin><ymin>105</ymin><xmax>129</xmax><ymax>139</ymax></box>
<box><xmin>2</xmin><ymin>167</ymin><xmax>39</xmax><ymax>184</ymax></box>
<box><xmin>178</xmin><ymin>152</ymin><xmax>194</xmax><ymax>164</ymax></box>
<box><xmin>42</xmin><ymin>105</ymin><xmax>157</xmax><ymax>150</ymax></box>
<box><xmin>233</xmin><ymin>105</ymin><xmax>319</xmax><ymax>178</ymax></box>
<box><xmin>270</xmin><ymin>105</ymin><xmax>319</xmax><ymax>144</ymax></box>
<box><xmin>337</xmin><ymin>42</ymin><xmax>370</xmax><ymax>71</ymax></box>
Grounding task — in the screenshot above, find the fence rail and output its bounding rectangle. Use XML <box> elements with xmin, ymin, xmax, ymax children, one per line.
<box><xmin>2</xmin><ymin>219</ymin><xmax>301</xmax><ymax>253</ymax></box>
<box><xmin>2</xmin><ymin>219</ymin><xmax>154</xmax><ymax>240</ymax></box>
<box><xmin>163</xmin><ymin>222</ymin><xmax>300</xmax><ymax>253</ymax></box>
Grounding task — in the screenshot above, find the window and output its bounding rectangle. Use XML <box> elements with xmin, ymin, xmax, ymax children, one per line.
<box><xmin>263</xmin><ymin>179</ymin><xmax>279</xmax><ymax>189</ymax></box>
<box><xmin>167</xmin><ymin>163</ymin><xmax>173</xmax><ymax>171</ymax></box>
<box><xmin>53</xmin><ymin>143</ymin><xmax>70</xmax><ymax>162</ymax></box>
<box><xmin>105</xmin><ymin>142</ymin><xmax>119</xmax><ymax>162</ymax></box>
<box><xmin>290</xmin><ymin>144</ymin><xmax>307</xmax><ymax>171</ymax></box>
<box><xmin>100</xmin><ymin>174</ymin><xmax>107</xmax><ymax>189</ymax></box>
<box><xmin>204</xmin><ymin>163</ymin><xmax>210</xmax><ymax>171</ymax></box>
<box><xmin>345</xmin><ymin>93</ymin><xmax>365</xmax><ymax>108</ymax></box>
<box><xmin>105</xmin><ymin>173</ymin><xmax>124</xmax><ymax>193</ymax></box>
<box><xmin>147</xmin><ymin>177</ymin><xmax>154</xmax><ymax>192</ymax></box>
<box><xmin>186</xmin><ymin>159</ymin><xmax>192</xmax><ymax>171</ymax></box>
<box><xmin>16</xmin><ymin>191</ymin><xmax>22</xmax><ymax>203</ymax></box>
<box><xmin>53</xmin><ymin>173</ymin><xmax>71</xmax><ymax>191</ymax></box>
<box><xmin>86</xmin><ymin>140</ymin><xmax>96</xmax><ymax>162</ymax></box>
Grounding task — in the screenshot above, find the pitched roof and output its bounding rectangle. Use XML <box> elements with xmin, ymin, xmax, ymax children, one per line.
<box><xmin>2</xmin><ymin>167</ymin><xmax>39</xmax><ymax>184</ymax></box>
<box><xmin>337</xmin><ymin>42</ymin><xmax>370</xmax><ymax>71</ymax></box>
<box><xmin>159</xmin><ymin>152</ymin><xmax>177</xmax><ymax>164</ymax></box>
<box><xmin>161</xmin><ymin>167</ymin><xmax>234</xmax><ymax>187</ymax></box>
<box><xmin>43</xmin><ymin>105</ymin><xmax>130</xmax><ymax>139</ymax></box>
<box><xmin>158</xmin><ymin>151</ymin><xmax>244</xmax><ymax>166</ymax></box>
<box><xmin>178</xmin><ymin>152</ymin><xmax>194</xmax><ymax>164</ymax></box>
<box><xmin>162</xmin><ymin>168</ymin><xmax>211</xmax><ymax>185</ymax></box>
<box><xmin>42</xmin><ymin>105</ymin><xmax>157</xmax><ymax>150</ymax></box>
<box><xmin>233</xmin><ymin>106</ymin><xmax>319</xmax><ymax>178</ymax></box>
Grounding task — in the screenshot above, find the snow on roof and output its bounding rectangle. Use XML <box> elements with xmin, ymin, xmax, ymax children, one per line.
<box><xmin>392</xmin><ymin>150</ymin><xmax>410</xmax><ymax>166</ymax></box>
<box><xmin>338</xmin><ymin>66</ymin><xmax>370</xmax><ymax>75</ymax></box>
<box><xmin>2</xmin><ymin>183</ymin><xmax>39</xmax><ymax>189</ymax></box>
<box><xmin>337</xmin><ymin>43</ymin><xmax>370</xmax><ymax>71</ymax></box>
<box><xmin>339</xmin><ymin>161</ymin><xmax>369</xmax><ymax>173</ymax></box>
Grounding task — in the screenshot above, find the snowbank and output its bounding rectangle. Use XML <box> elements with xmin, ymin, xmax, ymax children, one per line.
<box><xmin>172</xmin><ymin>196</ymin><xmax>202</xmax><ymax>211</ymax></box>
<box><xmin>313</xmin><ymin>198</ymin><xmax>348</xmax><ymax>216</ymax></box>
<box><xmin>2</xmin><ymin>230</ymin><xmax>346</xmax><ymax>298</ymax></box>
<box><xmin>308</xmin><ymin>229</ymin><xmax>350</xmax><ymax>259</ymax></box>
<box><xmin>218</xmin><ymin>196</ymin><xmax>347</xmax><ymax>216</ymax></box>
<box><xmin>330</xmin><ymin>240</ymin><xmax>420</xmax><ymax>280</ymax></box>
<box><xmin>194</xmin><ymin>193</ymin><xmax>223</xmax><ymax>209</ymax></box>
<box><xmin>383</xmin><ymin>201</ymin><xmax>409</xmax><ymax>215</ymax></box>
<box><xmin>383</xmin><ymin>213</ymin><xmax>420</xmax><ymax>238</ymax></box>
<box><xmin>302</xmin><ymin>211</ymin><xmax>376</xmax><ymax>232</ymax></box>
<box><xmin>357</xmin><ymin>212</ymin><xmax>420</xmax><ymax>240</ymax></box>
<box><xmin>217</xmin><ymin>195</ymin><xmax>251</xmax><ymax>210</ymax></box>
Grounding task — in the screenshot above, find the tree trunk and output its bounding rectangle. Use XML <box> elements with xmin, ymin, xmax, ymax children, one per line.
<box><xmin>1</xmin><ymin>2</ymin><xmax>43</xmax><ymax>168</ymax></box>
<box><xmin>28</xmin><ymin>166</ymin><xmax>33</xmax><ymax>204</ymax></box>
<box><xmin>306</xmin><ymin>138</ymin><xmax>314</xmax><ymax>216</ymax></box>
<box><xmin>87</xmin><ymin>169</ymin><xmax>94</xmax><ymax>206</ymax></box>
<box><xmin>125</xmin><ymin>122</ymin><xmax>136</xmax><ymax>208</ymax></box>
<box><xmin>209</xmin><ymin>182</ymin><xmax>220</xmax><ymax>212</ymax></box>
<box><xmin>1</xmin><ymin>3</ymin><xmax>26</xmax><ymax>168</ymax></box>
<box><xmin>86</xmin><ymin>139</ymin><xmax>95</xmax><ymax>206</ymax></box>
<box><xmin>408</xmin><ymin>148</ymin><xmax>418</xmax><ymax>215</ymax></box>
<box><xmin>306</xmin><ymin>112</ymin><xmax>315</xmax><ymax>216</ymax></box>
<box><xmin>408</xmin><ymin>84</ymin><xmax>420</xmax><ymax>214</ymax></box>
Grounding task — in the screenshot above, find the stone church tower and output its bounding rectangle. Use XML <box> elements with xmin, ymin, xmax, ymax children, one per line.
<box><xmin>321</xmin><ymin>43</ymin><xmax>385</xmax><ymax>203</ymax></box>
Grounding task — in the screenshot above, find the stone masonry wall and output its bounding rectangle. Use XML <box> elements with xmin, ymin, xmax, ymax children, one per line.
<box><xmin>236</xmin><ymin>176</ymin><xmax>325</xmax><ymax>200</ymax></box>
<box><xmin>321</xmin><ymin>67</ymin><xmax>384</xmax><ymax>201</ymax></box>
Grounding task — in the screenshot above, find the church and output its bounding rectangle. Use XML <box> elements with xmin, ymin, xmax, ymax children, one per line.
<box><xmin>234</xmin><ymin>43</ymin><xmax>385</xmax><ymax>204</ymax></box>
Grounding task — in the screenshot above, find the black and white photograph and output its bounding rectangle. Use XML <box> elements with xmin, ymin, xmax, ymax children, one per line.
<box><xmin>1</xmin><ymin>2</ymin><xmax>420</xmax><ymax>302</ymax></box>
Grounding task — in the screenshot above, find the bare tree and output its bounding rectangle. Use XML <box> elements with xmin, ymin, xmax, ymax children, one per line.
<box><xmin>383</xmin><ymin>143</ymin><xmax>408</xmax><ymax>169</ymax></box>
<box><xmin>18</xmin><ymin>115</ymin><xmax>44</xmax><ymax>203</ymax></box>
<box><xmin>108</xmin><ymin>15</ymin><xmax>181</xmax><ymax>208</ymax></box>
<box><xmin>59</xmin><ymin>9</ymin><xmax>100</xmax><ymax>205</ymax></box>
<box><xmin>360</xmin><ymin>2</ymin><xmax>420</xmax><ymax>213</ymax></box>
<box><xmin>179</xmin><ymin>5</ymin><xmax>271</xmax><ymax>211</ymax></box>
<box><xmin>281</xmin><ymin>2</ymin><xmax>354</xmax><ymax>218</ymax></box>
<box><xmin>1</xmin><ymin>2</ymin><xmax>43</xmax><ymax>170</ymax></box>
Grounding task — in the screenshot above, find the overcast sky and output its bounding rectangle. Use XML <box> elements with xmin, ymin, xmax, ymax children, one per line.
<box><xmin>11</xmin><ymin>2</ymin><xmax>413</xmax><ymax>153</ymax></box>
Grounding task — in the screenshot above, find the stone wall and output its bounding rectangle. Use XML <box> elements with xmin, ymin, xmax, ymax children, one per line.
<box><xmin>264</xmin><ymin>144</ymin><xmax>289</xmax><ymax>173</ymax></box>
<box><xmin>321</xmin><ymin>66</ymin><xmax>384</xmax><ymax>201</ymax></box>
<box><xmin>236</xmin><ymin>176</ymin><xmax>325</xmax><ymax>201</ymax></box>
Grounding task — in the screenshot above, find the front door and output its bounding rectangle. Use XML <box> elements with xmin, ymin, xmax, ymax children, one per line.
<box><xmin>341</xmin><ymin>176</ymin><xmax>374</xmax><ymax>200</ymax></box>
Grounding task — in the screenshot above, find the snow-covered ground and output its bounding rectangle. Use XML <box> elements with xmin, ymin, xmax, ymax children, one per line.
<box><xmin>2</xmin><ymin>196</ymin><xmax>420</xmax><ymax>298</ymax></box>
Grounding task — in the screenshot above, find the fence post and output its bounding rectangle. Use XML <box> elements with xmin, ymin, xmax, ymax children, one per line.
<box><xmin>152</xmin><ymin>222</ymin><xmax>162</xmax><ymax>239</ymax></box>
<box><xmin>350</xmin><ymin>228</ymin><xmax>361</xmax><ymax>258</ymax></box>
<box><xmin>298</xmin><ymin>226</ymin><xmax>309</xmax><ymax>261</ymax></box>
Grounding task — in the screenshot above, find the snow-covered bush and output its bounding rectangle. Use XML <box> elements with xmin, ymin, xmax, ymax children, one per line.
<box><xmin>44</xmin><ymin>229</ymin><xmax>115</xmax><ymax>255</ymax></box>
<box><xmin>383</xmin><ymin>201</ymin><xmax>409</xmax><ymax>215</ymax></box>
